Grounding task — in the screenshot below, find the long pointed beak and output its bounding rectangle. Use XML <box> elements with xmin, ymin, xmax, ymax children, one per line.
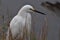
<box><xmin>31</xmin><ymin>9</ymin><xmax>46</xmax><ymax>15</ymax></box>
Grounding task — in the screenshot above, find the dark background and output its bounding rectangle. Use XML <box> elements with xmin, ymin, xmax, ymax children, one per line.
<box><xmin>0</xmin><ymin>0</ymin><xmax>60</xmax><ymax>40</ymax></box>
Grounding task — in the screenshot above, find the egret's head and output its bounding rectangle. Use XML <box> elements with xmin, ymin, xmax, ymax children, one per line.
<box><xmin>20</xmin><ymin>5</ymin><xmax>46</xmax><ymax>15</ymax></box>
<box><xmin>20</xmin><ymin>5</ymin><xmax>34</xmax><ymax>12</ymax></box>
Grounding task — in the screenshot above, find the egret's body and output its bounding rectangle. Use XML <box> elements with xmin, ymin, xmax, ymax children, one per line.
<box><xmin>6</xmin><ymin>5</ymin><xmax>45</xmax><ymax>40</ymax></box>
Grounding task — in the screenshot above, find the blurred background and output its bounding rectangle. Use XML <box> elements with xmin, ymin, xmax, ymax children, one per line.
<box><xmin>0</xmin><ymin>0</ymin><xmax>60</xmax><ymax>40</ymax></box>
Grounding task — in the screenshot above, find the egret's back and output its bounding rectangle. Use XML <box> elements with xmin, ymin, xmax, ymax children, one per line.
<box><xmin>6</xmin><ymin>13</ymin><xmax>31</xmax><ymax>40</ymax></box>
<box><xmin>6</xmin><ymin>5</ymin><xmax>32</xmax><ymax>40</ymax></box>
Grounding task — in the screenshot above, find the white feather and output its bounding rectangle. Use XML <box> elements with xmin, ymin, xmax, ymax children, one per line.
<box><xmin>6</xmin><ymin>5</ymin><xmax>32</xmax><ymax>40</ymax></box>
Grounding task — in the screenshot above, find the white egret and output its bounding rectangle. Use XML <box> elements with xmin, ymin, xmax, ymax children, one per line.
<box><xmin>6</xmin><ymin>5</ymin><xmax>46</xmax><ymax>40</ymax></box>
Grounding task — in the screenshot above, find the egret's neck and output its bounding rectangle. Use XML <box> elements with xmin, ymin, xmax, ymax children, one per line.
<box><xmin>17</xmin><ymin>10</ymin><xmax>28</xmax><ymax>18</ymax></box>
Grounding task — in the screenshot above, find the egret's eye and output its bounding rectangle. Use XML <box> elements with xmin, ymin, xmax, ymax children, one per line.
<box><xmin>30</xmin><ymin>8</ymin><xmax>33</xmax><ymax>10</ymax></box>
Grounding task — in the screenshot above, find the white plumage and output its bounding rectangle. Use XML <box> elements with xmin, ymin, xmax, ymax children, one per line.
<box><xmin>6</xmin><ymin>5</ymin><xmax>45</xmax><ymax>40</ymax></box>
